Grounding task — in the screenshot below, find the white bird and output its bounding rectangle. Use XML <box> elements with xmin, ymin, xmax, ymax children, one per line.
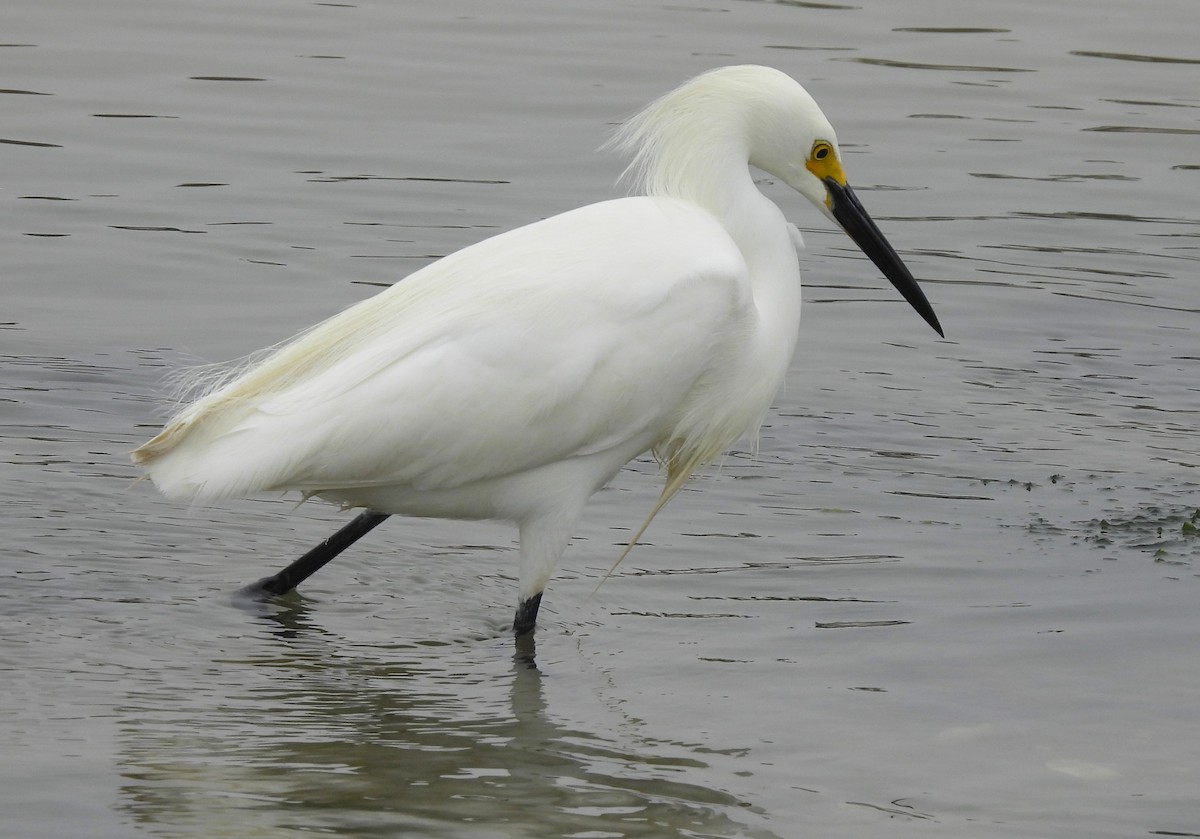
<box><xmin>133</xmin><ymin>65</ymin><xmax>942</xmax><ymax>635</ymax></box>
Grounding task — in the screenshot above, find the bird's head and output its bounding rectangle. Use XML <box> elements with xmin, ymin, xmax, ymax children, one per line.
<box><xmin>612</xmin><ymin>65</ymin><xmax>942</xmax><ymax>337</ymax></box>
<box><xmin>742</xmin><ymin>69</ymin><xmax>943</xmax><ymax>337</ymax></box>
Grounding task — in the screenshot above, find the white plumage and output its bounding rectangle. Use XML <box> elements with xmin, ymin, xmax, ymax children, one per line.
<box><xmin>134</xmin><ymin>65</ymin><xmax>941</xmax><ymax>633</ymax></box>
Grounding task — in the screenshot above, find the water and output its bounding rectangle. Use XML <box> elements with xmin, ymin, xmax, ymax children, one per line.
<box><xmin>3</xmin><ymin>0</ymin><xmax>1197</xmax><ymax>836</ymax></box>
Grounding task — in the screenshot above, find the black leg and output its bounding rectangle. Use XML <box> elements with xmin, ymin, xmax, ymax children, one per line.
<box><xmin>512</xmin><ymin>591</ymin><xmax>542</xmax><ymax>636</ymax></box>
<box><xmin>240</xmin><ymin>510</ymin><xmax>390</xmax><ymax>598</ymax></box>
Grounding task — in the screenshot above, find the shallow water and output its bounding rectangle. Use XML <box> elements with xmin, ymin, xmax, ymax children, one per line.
<box><xmin>3</xmin><ymin>1</ymin><xmax>1198</xmax><ymax>837</ymax></box>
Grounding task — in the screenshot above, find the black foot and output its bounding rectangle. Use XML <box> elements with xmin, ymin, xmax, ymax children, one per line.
<box><xmin>513</xmin><ymin>592</ymin><xmax>542</xmax><ymax>636</ymax></box>
<box><xmin>237</xmin><ymin>574</ymin><xmax>295</xmax><ymax>599</ymax></box>
<box><xmin>234</xmin><ymin>510</ymin><xmax>391</xmax><ymax>601</ymax></box>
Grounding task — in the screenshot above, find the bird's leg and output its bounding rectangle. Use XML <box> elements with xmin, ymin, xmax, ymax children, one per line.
<box><xmin>512</xmin><ymin>508</ymin><xmax>579</xmax><ymax>636</ymax></box>
<box><xmin>240</xmin><ymin>510</ymin><xmax>390</xmax><ymax>598</ymax></box>
<box><xmin>512</xmin><ymin>592</ymin><xmax>542</xmax><ymax>636</ymax></box>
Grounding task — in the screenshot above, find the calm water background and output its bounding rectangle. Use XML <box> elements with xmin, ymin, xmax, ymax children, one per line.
<box><xmin>3</xmin><ymin>1</ymin><xmax>1197</xmax><ymax>836</ymax></box>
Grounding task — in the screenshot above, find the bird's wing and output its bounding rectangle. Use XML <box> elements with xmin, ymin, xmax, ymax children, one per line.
<box><xmin>139</xmin><ymin>197</ymin><xmax>752</xmax><ymax>502</ymax></box>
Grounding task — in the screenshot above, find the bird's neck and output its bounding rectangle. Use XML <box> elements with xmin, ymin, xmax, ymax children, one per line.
<box><xmin>636</xmin><ymin>135</ymin><xmax>804</xmax><ymax>367</ymax></box>
<box><xmin>675</xmin><ymin>160</ymin><xmax>806</xmax><ymax>438</ymax></box>
<box><xmin>714</xmin><ymin>165</ymin><xmax>804</xmax><ymax>341</ymax></box>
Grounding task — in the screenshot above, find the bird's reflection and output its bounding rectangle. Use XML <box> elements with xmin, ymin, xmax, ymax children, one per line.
<box><xmin>115</xmin><ymin>597</ymin><xmax>779</xmax><ymax>838</ymax></box>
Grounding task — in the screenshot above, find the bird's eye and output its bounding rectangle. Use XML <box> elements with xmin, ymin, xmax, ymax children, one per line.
<box><xmin>812</xmin><ymin>142</ymin><xmax>832</xmax><ymax>161</ymax></box>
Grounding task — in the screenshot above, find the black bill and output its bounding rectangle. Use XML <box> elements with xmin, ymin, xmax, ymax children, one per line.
<box><xmin>825</xmin><ymin>178</ymin><xmax>943</xmax><ymax>337</ymax></box>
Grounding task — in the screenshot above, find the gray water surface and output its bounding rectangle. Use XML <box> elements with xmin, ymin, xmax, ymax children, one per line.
<box><xmin>3</xmin><ymin>1</ymin><xmax>1198</xmax><ymax>837</ymax></box>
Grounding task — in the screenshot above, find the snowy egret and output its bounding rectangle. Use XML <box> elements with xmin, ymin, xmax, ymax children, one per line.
<box><xmin>133</xmin><ymin>65</ymin><xmax>942</xmax><ymax>635</ymax></box>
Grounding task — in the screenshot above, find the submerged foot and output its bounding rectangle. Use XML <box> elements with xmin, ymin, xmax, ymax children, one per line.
<box><xmin>236</xmin><ymin>574</ymin><xmax>296</xmax><ymax>601</ymax></box>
